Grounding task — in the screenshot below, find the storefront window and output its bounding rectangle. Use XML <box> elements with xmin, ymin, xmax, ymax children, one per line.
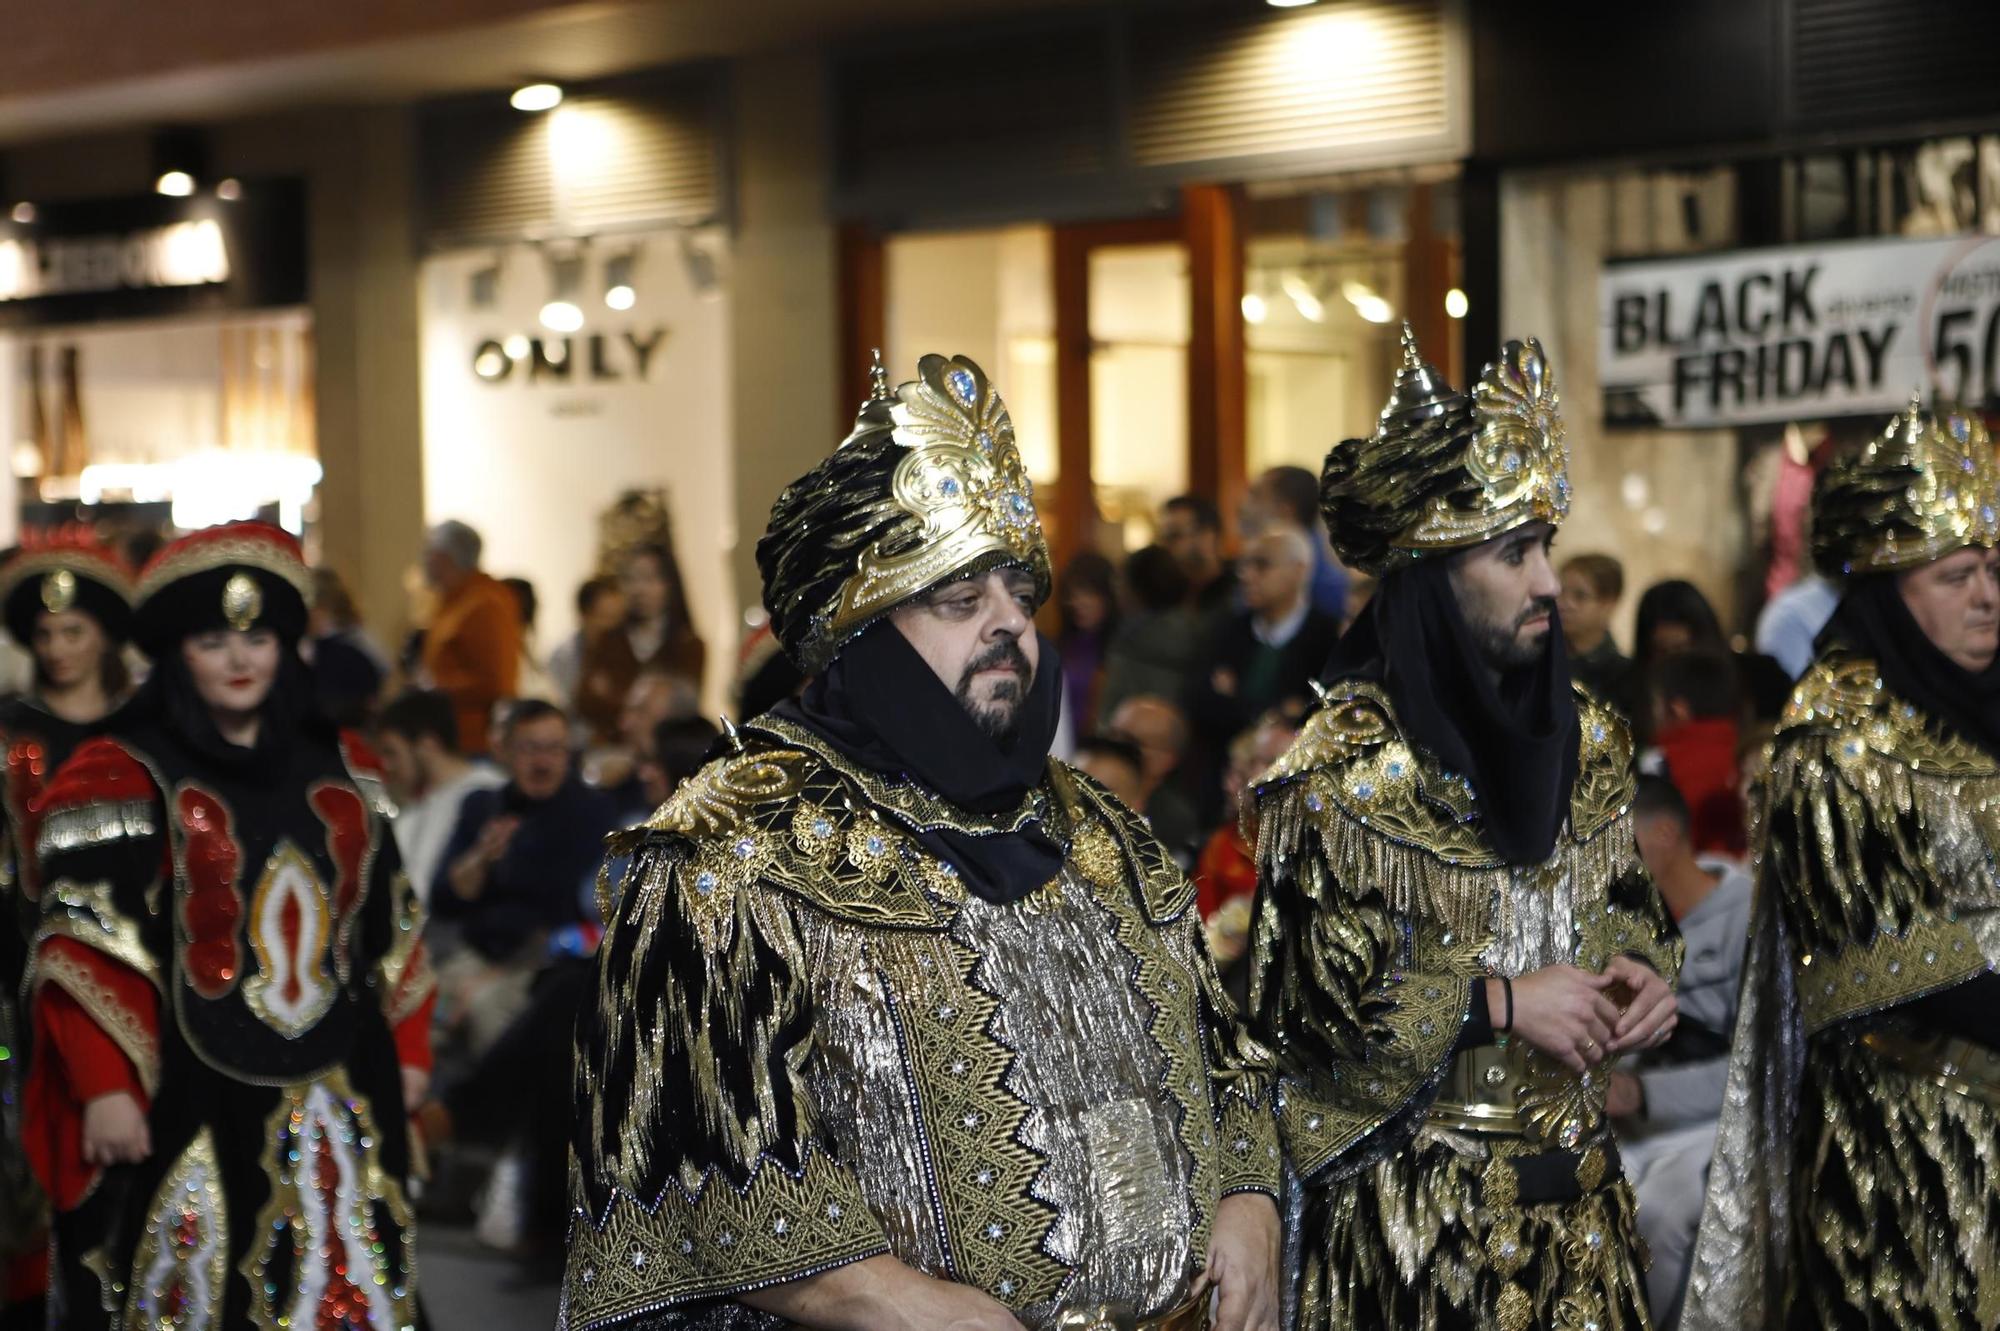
<box><xmin>1243</xmin><ymin>184</ymin><xmax>1453</xmax><ymax>477</ymax></box>
<box><xmin>1087</xmin><ymin>243</ymin><xmax>1188</xmax><ymax>544</ymax></box>
<box><xmin>1</xmin><ymin>310</ymin><xmax>319</xmax><ymax>540</ymax></box>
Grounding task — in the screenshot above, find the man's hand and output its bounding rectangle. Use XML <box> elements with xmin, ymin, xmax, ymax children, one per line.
<box><xmin>1606</xmin><ymin>1070</ymin><xmax>1645</xmax><ymax>1120</ymax></box>
<box><xmin>1505</xmin><ymin>965</ymin><xmax>1622</xmax><ymax>1073</ymax></box>
<box><xmin>474</xmin><ymin>815</ymin><xmax>521</xmax><ymax>862</ymax></box>
<box><xmin>739</xmin><ymin>1253</ymin><xmax>1028</xmax><ymax>1331</ymax></box>
<box><xmin>1605</xmin><ymin>955</ymin><xmax>1677</xmax><ymax>1054</ymax></box>
<box><xmin>82</xmin><ymin>1091</ymin><xmax>151</xmax><ymax>1166</ymax></box>
<box><xmin>1202</xmin><ymin>1192</ymin><xmax>1281</xmax><ymax>1331</ymax></box>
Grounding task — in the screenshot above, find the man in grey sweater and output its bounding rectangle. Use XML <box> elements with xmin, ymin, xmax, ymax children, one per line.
<box><xmin>1609</xmin><ymin>775</ymin><xmax>1752</xmax><ymax>1329</ymax></box>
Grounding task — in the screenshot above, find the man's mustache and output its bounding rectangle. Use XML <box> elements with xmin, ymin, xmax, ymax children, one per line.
<box><xmin>1517</xmin><ymin>596</ymin><xmax>1558</xmax><ymax>629</ymax></box>
<box><xmin>960</xmin><ymin>637</ymin><xmax>1032</xmax><ymax>690</ymax></box>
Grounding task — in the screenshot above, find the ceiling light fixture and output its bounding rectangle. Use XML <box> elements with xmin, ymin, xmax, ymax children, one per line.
<box><xmin>510</xmin><ymin>83</ymin><xmax>563</xmax><ymax>112</ymax></box>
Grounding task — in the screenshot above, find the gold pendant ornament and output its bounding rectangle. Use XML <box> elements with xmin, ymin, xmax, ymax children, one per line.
<box><xmin>221</xmin><ymin>572</ymin><xmax>263</xmax><ymax>632</ymax></box>
<box><xmin>40</xmin><ymin>567</ymin><xmax>75</xmax><ymax>613</ymax></box>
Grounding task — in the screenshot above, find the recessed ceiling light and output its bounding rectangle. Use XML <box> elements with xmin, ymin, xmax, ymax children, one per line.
<box><xmin>510</xmin><ymin>83</ymin><xmax>563</xmax><ymax>112</ymax></box>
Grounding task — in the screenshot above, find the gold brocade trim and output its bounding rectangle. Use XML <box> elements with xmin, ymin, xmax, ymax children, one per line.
<box><xmin>36</xmin><ymin>943</ymin><xmax>159</xmax><ymax>1096</ymax></box>
<box><xmin>1077</xmin><ymin>837</ymin><xmax>1222</xmax><ymax>1258</ymax></box>
<box><xmin>882</xmin><ymin>930</ymin><xmax>1068</xmax><ymax>1304</ymax></box>
<box><xmin>125</xmin><ymin>1128</ymin><xmax>226</xmax><ymax>1331</ymax></box>
<box><xmin>1793</xmin><ymin>912</ymin><xmax>1986</xmax><ymax>1035</ymax></box>
<box><xmin>239</xmin><ymin>1068</ymin><xmax>417</xmax><ymax>1329</ymax></box>
<box><xmin>1788</xmin><ymin>655</ymin><xmax>1999</xmax><ymax>777</ymax></box>
<box><xmin>1215</xmin><ymin>1092</ymin><xmax>1282</xmax><ymax>1197</ymax></box>
<box><xmin>758</xmin><ymin>716</ymin><xmax>1051</xmax><ymax>838</ymax></box>
<box><xmin>644</xmin><ymin>746</ymin><xmax>809</xmax><ymax>837</ymax></box>
<box><xmin>1579</xmin><ymin>905</ymin><xmax>1685</xmax><ymax>985</ymax></box>
<box><xmin>1070</xmin><ymin>775</ymin><xmax>1195</xmax><ymax>923</ymax></box>
<box><xmin>36</xmin><ymin>877</ymin><xmax>163</xmax><ymax>988</ymax></box>
<box><xmin>0</xmin><ymin>548</ymin><xmax>132</xmax><ymax>612</ymax></box>
<box><xmin>134</xmin><ymin>533</ymin><xmax>313</xmax><ymax>609</ymax></box>
<box><xmin>566</xmin><ymin>1151</ymin><xmax>889</xmax><ymax>1330</ymax></box>
<box><xmin>1264</xmin><ymin>680</ymin><xmax>1633</xmax><ymax>877</ymax></box>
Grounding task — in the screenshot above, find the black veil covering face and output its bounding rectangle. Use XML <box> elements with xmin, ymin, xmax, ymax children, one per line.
<box><xmin>1314</xmin><ymin>325</ymin><xmax>1578</xmax><ymax>864</ymax></box>
<box><xmin>1817</xmin><ymin>572</ymin><xmax>2000</xmax><ymax>759</ymax></box>
<box><xmin>757</xmin><ymin>352</ymin><xmax>1065</xmax><ymax>901</ymax></box>
<box><xmin>776</xmin><ymin>621</ymin><xmax>1065</xmax><ymax>903</ymax></box>
<box><xmin>1324</xmin><ymin>557</ymin><xmax>1579</xmax><ymax>866</ymax></box>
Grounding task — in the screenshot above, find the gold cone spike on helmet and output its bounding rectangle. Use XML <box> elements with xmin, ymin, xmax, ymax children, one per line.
<box><xmin>1320</xmin><ymin>325</ymin><xmax>1570</xmax><ymax>577</ymax></box>
<box><xmin>756</xmin><ymin>352</ymin><xmax>1052</xmax><ymax>672</ymax></box>
<box><xmin>1812</xmin><ymin>393</ymin><xmax>2000</xmax><ymax>577</ymax></box>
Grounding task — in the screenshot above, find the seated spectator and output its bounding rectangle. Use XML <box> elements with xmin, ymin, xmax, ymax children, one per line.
<box><xmin>432</xmin><ymin>699</ymin><xmax>619</xmax><ymax>1057</ymax></box>
<box><xmin>1559</xmin><ymin>552</ymin><xmax>1633</xmax><ymax>707</ymax></box>
<box><xmin>1104</xmin><ymin>694</ymin><xmax>1201</xmax><ymax>860</ymax></box>
<box><xmin>576</xmin><ymin>542</ymin><xmax>705</xmax><ymax>745</ymax></box>
<box><xmin>1646</xmin><ymin>652</ymin><xmax>1748</xmax><ymax>859</ymax></box>
<box><xmin>307</xmin><ymin>566</ymin><xmax>389</xmax><ymax>729</ymax></box>
<box><xmin>1097</xmin><ymin>545</ymin><xmax>1200</xmax><ymax>725</ymax></box>
<box><xmin>548</xmin><ymin>576</ymin><xmax>626</xmax><ymax>719</ymax></box>
<box><xmin>1242</xmin><ymin>464</ymin><xmax>1347</xmax><ymax>619</ymax></box>
<box><xmin>419</xmin><ymin>519</ymin><xmax>522</xmax><ymax>755</ymax></box>
<box><xmin>1633</xmin><ymin>578</ymin><xmax>1791</xmax><ymax>725</ymax></box>
<box><xmin>1187</xmin><ymin>526</ymin><xmax>1341</xmax><ymax>801</ymax></box>
<box><xmin>1158</xmin><ymin>494</ymin><xmax>1237</xmax><ymax>617</ymax></box>
<box><xmin>1057</xmin><ymin>551</ymin><xmax>1118</xmax><ymax>735</ymax></box>
<box><xmin>1611</xmin><ymin>776</ymin><xmax>1752</xmax><ymax>1330</ymax></box>
<box><xmin>375</xmin><ymin>688</ymin><xmax>506</xmax><ymax>904</ymax></box>
<box><xmin>503</xmin><ymin>576</ymin><xmax>560</xmax><ymax>702</ymax></box>
<box><xmin>424</xmin><ymin>712</ymin><xmax>720</xmax><ymax>1259</ymax></box>
<box><xmin>1073</xmin><ymin>733</ymin><xmax>1148</xmax><ymax>810</ymax></box>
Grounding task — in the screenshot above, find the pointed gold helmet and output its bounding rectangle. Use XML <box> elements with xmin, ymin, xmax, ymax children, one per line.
<box><xmin>757</xmin><ymin>352</ymin><xmax>1052</xmax><ymax>672</ymax></box>
<box><xmin>1319</xmin><ymin>325</ymin><xmax>1570</xmax><ymax>577</ymax></box>
<box><xmin>1812</xmin><ymin>395</ymin><xmax>2000</xmax><ymax>577</ymax></box>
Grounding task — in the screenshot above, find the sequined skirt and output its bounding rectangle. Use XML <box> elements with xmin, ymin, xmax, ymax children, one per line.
<box><xmin>1786</xmin><ymin>1030</ymin><xmax>2000</xmax><ymax>1329</ymax></box>
<box><xmin>1290</xmin><ymin>1131</ymin><xmax>1651</xmax><ymax>1331</ymax></box>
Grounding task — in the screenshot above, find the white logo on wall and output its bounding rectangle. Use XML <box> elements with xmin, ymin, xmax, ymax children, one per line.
<box><xmin>1601</xmin><ymin>234</ymin><xmax>2000</xmax><ymax>428</ymax></box>
<box><xmin>471</xmin><ymin>328</ymin><xmax>668</xmax><ymax>386</ymax></box>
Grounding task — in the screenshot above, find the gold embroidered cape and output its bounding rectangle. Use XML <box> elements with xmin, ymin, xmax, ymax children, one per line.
<box><xmin>1683</xmin><ymin>654</ymin><xmax>2000</xmax><ymax>1329</ymax></box>
<box><xmin>564</xmin><ymin>719</ymin><xmax>1279</xmax><ymax>1331</ymax></box>
<box><xmin>1248</xmin><ymin>680</ymin><xmax>1679</xmax><ymax>1329</ymax></box>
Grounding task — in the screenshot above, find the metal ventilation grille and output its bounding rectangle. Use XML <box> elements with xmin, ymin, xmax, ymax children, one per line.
<box><xmin>419</xmin><ymin>102</ymin><xmax>554</xmax><ymax>250</ymax></box>
<box><xmin>1788</xmin><ymin>0</ymin><xmax>2000</xmax><ymax>131</ymax></box>
<box><xmin>1130</xmin><ymin>0</ymin><xmax>1455</xmax><ymax>171</ymax></box>
<box><xmin>418</xmin><ymin>70</ymin><xmax>724</xmax><ymax>249</ymax></box>
<box><xmin>555</xmin><ymin>81</ymin><xmax>722</xmax><ymax>231</ymax></box>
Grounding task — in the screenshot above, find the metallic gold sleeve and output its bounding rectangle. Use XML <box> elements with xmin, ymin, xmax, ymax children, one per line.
<box><xmin>1685</xmin><ymin>670</ymin><xmax>2000</xmax><ymax>1331</ymax></box>
<box><xmin>565</xmin><ymin>837</ymin><xmax>888</xmax><ymax>1329</ymax></box>
<box><xmin>1247</xmin><ymin>776</ymin><xmax>1475</xmax><ymax>1181</ymax></box>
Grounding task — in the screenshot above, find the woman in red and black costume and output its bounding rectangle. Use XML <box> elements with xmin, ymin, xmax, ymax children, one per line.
<box><xmin>19</xmin><ymin>521</ymin><xmax>435</xmax><ymax>1331</ymax></box>
<box><xmin>0</xmin><ymin>534</ymin><xmax>134</xmax><ymax>1327</ymax></box>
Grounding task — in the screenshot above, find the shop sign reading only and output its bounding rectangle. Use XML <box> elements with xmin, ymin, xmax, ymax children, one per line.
<box><xmin>1601</xmin><ymin>234</ymin><xmax>2000</xmax><ymax>428</ymax></box>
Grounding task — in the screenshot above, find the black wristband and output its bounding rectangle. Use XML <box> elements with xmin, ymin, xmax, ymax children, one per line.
<box><xmin>1500</xmin><ymin>976</ymin><xmax>1514</xmax><ymax>1033</ymax></box>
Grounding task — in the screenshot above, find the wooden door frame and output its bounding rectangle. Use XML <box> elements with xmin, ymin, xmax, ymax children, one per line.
<box><xmin>835</xmin><ymin>199</ymin><xmax>1251</xmax><ymax>573</ymax></box>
